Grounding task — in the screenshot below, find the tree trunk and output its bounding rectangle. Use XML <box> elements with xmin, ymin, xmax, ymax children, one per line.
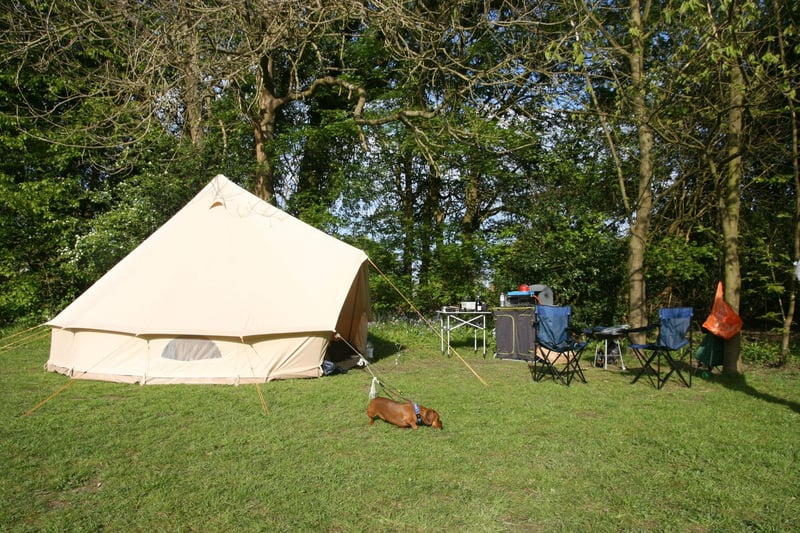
<box><xmin>776</xmin><ymin>0</ymin><xmax>800</xmax><ymax>364</ymax></box>
<box><xmin>722</xmin><ymin>60</ymin><xmax>744</xmax><ymax>376</ymax></box>
<box><xmin>398</xmin><ymin>150</ymin><xmax>415</xmax><ymax>279</ymax></box>
<box><xmin>181</xmin><ymin>18</ymin><xmax>204</xmax><ymax>150</ymax></box>
<box><xmin>782</xmin><ymin>109</ymin><xmax>799</xmax><ymax>363</ymax></box>
<box><xmin>627</xmin><ymin>0</ymin><xmax>654</xmax><ymax>341</ymax></box>
<box><xmin>251</xmin><ymin>55</ymin><xmax>279</xmax><ymax>202</ymax></box>
<box><xmin>462</xmin><ymin>168</ymin><xmax>481</xmax><ymax>235</ymax></box>
<box><xmin>419</xmin><ymin>160</ymin><xmax>443</xmax><ymax>287</ymax></box>
<box><xmin>783</xmin><ymin>199</ymin><xmax>798</xmax><ymax>364</ymax></box>
<box><xmin>252</xmin><ymin>118</ymin><xmax>276</xmax><ymax>202</ymax></box>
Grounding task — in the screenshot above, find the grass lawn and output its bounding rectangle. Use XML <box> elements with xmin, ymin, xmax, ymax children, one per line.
<box><xmin>2</xmin><ymin>322</ymin><xmax>799</xmax><ymax>531</ymax></box>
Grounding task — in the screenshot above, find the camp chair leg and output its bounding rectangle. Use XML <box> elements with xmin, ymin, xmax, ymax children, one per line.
<box><xmin>631</xmin><ymin>349</ymin><xmax>659</xmax><ymax>388</ymax></box>
<box><xmin>629</xmin><ymin>308</ymin><xmax>694</xmax><ymax>389</ymax></box>
<box><xmin>663</xmin><ymin>351</ymin><xmax>692</xmax><ymax>388</ymax></box>
<box><xmin>529</xmin><ymin>350</ymin><xmax>568</xmax><ymax>385</ymax></box>
<box><xmin>632</xmin><ymin>349</ymin><xmax>692</xmax><ymax>389</ymax></box>
<box><xmin>635</xmin><ymin>352</ymin><xmax>670</xmax><ymax>389</ymax></box>
<box><xmin>530</xmin><ymin>349</ymin><xmax>586</xmax><ymax>386</ymax></box>
<box><xmin>529</xmin><ymin>360</ymin><xmax>543</xmax><ymax>382</ymax></box>
<box><xmin>530</xmin><ymin>361</ymin><xmax>554</xmax><ymax>383</ymax></box>
<box><xmin>657</xmin><ymin>362</ymin><xmax>674</xmax><ymax>389</ymax></box>
<box><xmin>564</xmin><ymin>352</ymin><xmax>587</xmax><ymax>385</ymax></box>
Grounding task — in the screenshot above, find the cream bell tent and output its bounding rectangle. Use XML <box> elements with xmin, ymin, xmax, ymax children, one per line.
<box><xmin>46</xmin><ymin>174</ymin><xmax>371</xmax><ymax>384</ymax></box>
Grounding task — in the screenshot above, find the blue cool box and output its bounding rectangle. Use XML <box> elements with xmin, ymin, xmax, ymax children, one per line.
<box><xmin>507</xmin><ymin>291</ymin><xmax>535</xmax><ymax>297</ymax></box>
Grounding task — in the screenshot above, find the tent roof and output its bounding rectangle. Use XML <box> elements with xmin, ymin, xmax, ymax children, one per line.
<box><xmin>48</xmin><ymin>175</ymin><xmax>369</xmax><ymax>338</ymax></box>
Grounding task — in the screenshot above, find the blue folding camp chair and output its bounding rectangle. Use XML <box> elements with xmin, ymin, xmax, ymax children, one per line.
<box><xmin>629</xmin><ymin>307</ymin><xmax>694</xmax><ymax>389</ymax></box>
<box><xmin>529</xmin><ymin>305</ymin><xmax>587</xmax><ymax>385</ymax></box>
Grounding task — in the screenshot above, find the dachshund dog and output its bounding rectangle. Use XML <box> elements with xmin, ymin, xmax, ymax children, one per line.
<box><xmin>367</xmin><ymin>397</ymin><xmax>442</xmax><ymax>430</ymax></box>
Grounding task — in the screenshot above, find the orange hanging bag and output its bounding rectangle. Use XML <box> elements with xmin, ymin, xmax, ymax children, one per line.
<box><xmin>702</xmin><ymin>281</ymin><xmax>743</xmax><ymax>340</ymax></box>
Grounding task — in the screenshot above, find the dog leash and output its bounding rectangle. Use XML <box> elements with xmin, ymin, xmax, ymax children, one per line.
<box><xmin>331</xmin><ymin>329</ymin><xmax>423</xmax><ymax>407</ymax></box>
<box><xmin>371</xmin><ymin>375</ymin><xmax>422</xmax><ymax>424</ymax></box>
<box><xmin>370</xmin><ymin>375</ymin><xmax>413</xmax><ymax>403</ymax></box>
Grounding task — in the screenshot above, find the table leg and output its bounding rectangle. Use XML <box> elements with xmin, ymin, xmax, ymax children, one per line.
<box><xmin>440</xmin><ymin>315</ymin><xmax>445</xmax><ymax>354</ymax></box>
<box><xmin>446</xmin><ymin>314</ymin><xmax>451</xmax><ymax>356</ymax></box>
<box><xmin>482</xmin><ymin>315</ymin><xmax>486</xmax><ymax>357</ymax></box>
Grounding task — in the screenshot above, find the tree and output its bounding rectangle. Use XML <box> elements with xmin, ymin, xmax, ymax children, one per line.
<box><xmin>569</xmin><ymin>0</ymin><xmax>684</xmax><ymax>337</ymax></box>
<box><xmin>769</xmin><ymin>0</ymin><xmax>800</xmax><ymax>363</ymax></box>
<box><xmin>658</xmin><ymin>0</ymin><xmax>799</xmax><ymax>373</ymax></box>
<box><xmin>0</xmin><ymin>8</ymin><xmax>133</xmax><ymax>324</ymax></box>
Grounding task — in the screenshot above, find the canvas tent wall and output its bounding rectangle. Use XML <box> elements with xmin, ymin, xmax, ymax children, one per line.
<box><xmin>46</xmin><ymin>174</ymin><xmax>371</xmax><ymax>384</ymax></box>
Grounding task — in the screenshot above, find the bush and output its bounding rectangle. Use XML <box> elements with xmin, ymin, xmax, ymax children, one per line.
<box><xmin>741</xmin><ymin>335</ymin><xmax>799</xmax><ymax>367</ymax></box>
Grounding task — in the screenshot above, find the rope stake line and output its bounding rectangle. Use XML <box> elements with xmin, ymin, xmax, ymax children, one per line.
<box><xmin>334</xmin><ymin>330</ymin><xmax>414</xmax><ymax>403</ymax></box>
<box><xmin>0</xmin><ymin>324</ymin><xmax>50</xmax><ymax>355</ymax></box>
<box><xmin>255</xmin><ymin>382</ymin><xmax>269</xmax><ymax>415</ymax></box>
<box><xmin>368</xmin><ymin>257</ymin><xmax>488</xmax><ymax>387</ymax></box>
<box><xmin>23</xmin><ymin>379</ymin><xmax>77</xmax><ymax>418</ymax></box>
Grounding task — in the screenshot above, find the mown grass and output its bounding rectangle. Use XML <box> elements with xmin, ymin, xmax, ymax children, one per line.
<box><xmin>2</xmin><ymin>323</ymin><xmax>799</xmax><ymax>531</ymax></box>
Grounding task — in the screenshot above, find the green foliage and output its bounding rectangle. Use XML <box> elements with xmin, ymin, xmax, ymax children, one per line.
<box><xmin>489</xmin><ymin>140</ymin><xmax>629</xmax><ymax>325</ymax></box>
<box><xmin>350</xmin><ymin>237</ymin><xmax>414</xmax><ymax>319</ymax></box>
<box><xmin>494</xmin><ymin>220</ymin><xmax>627</xmax><ymax>325</ymax></box>
<box><xmin>646</xmin><ymin>236</ymin><xmax>716</xmax><ymax>284</ymax></box>
<box><xmin>743</xmin><ymin>338</ymin><xmax>783</xmax><ymax>365</ymax></box>
<box><xmin>425</xmin><ymin>241</ymin><xmax>485</xmax><ymax>306</ymax></box>
<box><xmin>59</xmin><ymin>171</ymin><xmax>209</xmax><ymax>289</ymax></box>
<box><xmin>741</xmin><ymin>335</ymin><xmax>800</xmax><ymax>366</ymax></box>
<box><xmin>642</xmin><ymin>234</ymin><xmax>719</xmax><ymax>308</ymax></box>
<box><xmin>739</xmin><ymin>206</ymin><xmax>796</xmax><ymax>330</ymax></box>
<box><xmin>0</xmin><ymin>76</ymin><xmax>93</xmax><ymax>323</ymax></box>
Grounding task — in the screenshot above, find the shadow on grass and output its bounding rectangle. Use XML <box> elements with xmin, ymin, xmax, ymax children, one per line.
<box><xmin>325</xmin><ymin>331</ymin><xmax>405</xmax><ymax>365</ymax></box>
<box><xmin>366</xmin><ymin>331</ymin><xmax>404</xmax><ymax>362</ymax></box>
<box><xmin>604</xmin><ymin>354</ymin><xmax>800</xmax><ymax>415</ymax></box>
<box><xmin>716</xmin><ymin>374</ymin><xmax>800</xmax><ymax>414</ymax></box>
<box><xmin>438</xmin><ymin>337</ymin><xmax>492</xmax><ymax>358</ymax></box>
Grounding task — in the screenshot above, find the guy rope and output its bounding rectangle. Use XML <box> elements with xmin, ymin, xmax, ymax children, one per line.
<box><xmin>367</xmin><ymin>257</ymin><xmax>488</xmax><ymax>387</ymax></box>
<box><xmin>333</xmin><ymin>332</ymin><xmax>427</xmax><ymax>404</ymax></box>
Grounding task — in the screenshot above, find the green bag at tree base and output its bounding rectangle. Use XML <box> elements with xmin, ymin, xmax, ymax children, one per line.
<box><xmin>695</xmin><ymin>333</ymin><xmax>724</xmax><ymax>367</ymax></box>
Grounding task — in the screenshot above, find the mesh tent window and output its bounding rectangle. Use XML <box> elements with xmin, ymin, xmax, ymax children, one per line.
<box><xmin>161</xmin><ymin>338</ymin><xmax>222</xmax><ymax>361</ymax></box>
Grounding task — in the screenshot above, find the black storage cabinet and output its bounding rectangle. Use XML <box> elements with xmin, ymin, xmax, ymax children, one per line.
<box><xmin>494</xmin><ymin>307</ymin><xmax>537</xmax><ymax>361</ymax></box>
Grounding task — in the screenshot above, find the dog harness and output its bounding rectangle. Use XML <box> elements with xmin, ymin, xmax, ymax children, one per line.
<box><xmin>413</xmin><ymin>403</ymin><xmax>423</xmax><ymax>425</ymax></box>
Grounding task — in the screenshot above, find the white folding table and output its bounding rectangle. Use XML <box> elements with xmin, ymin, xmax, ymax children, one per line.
<box><xmin>438</xmin><ymin>310</ymin><xmax>492</xmax><ymax>357</ymax></box>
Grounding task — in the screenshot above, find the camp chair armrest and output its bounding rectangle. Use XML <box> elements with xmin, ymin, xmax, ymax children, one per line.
<box><xmin>567</xmin><ymin>325</ymin><xmax>587</xmax><ymax>336</ymax></box>
<box><xmin>626</xmin><ymin>324</ymin><xmax>656</xmax><ymax>334</ymax></box>
<box><xmin>628</xmin><ymin>342</ymin><xmax>657</xmax><ymax>350</ymax></box>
